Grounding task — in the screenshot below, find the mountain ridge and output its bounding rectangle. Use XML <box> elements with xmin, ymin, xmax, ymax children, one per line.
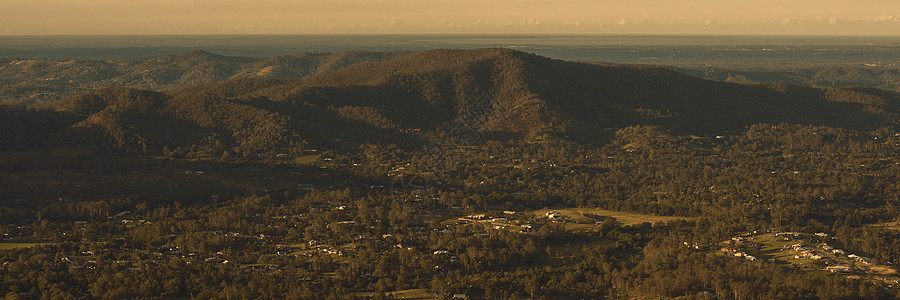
<box><xmin>6</xmin><ymin>48</ymin><xmax>899</xmax><ymax>156</ymax></box>
<box><xmin>0</xmin><ymin>50</ymin><xmax>412</xmax><ymax>106</ymax></box>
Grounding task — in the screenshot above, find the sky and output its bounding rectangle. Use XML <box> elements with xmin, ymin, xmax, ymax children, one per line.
<box><xmin>2</xmin><ymin>0</ymin><xmax>900</xmax><ymax>35</ymax></box>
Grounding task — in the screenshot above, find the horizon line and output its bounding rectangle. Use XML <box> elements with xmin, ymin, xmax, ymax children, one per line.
<box><xmin>2</xmin><ymin>33</ymin><xmax>900</xmax><ymax>37</ymax></box>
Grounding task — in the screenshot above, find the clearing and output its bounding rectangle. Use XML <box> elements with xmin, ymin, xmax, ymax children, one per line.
<box><xmin>355</xmin><ymin>289</ymin><xmax>436</xmax><ymax>299</ymax></box>
<box><xmin>531</xmin><ymin>207</ymin><xmax>690</xmax><ymax>227</ymax></box>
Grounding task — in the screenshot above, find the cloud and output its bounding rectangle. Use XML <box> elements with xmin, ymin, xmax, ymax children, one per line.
<box><xmin>874</xmin><ymin>14</ymin><xmax>898</xmax><ymax>23</ymax></box>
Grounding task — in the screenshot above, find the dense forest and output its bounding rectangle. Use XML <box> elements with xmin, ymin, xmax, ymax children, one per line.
<box><xmin>2</xmin><ymin>48</ymin><xmax>900</xmax><ymax>299</ymax></box>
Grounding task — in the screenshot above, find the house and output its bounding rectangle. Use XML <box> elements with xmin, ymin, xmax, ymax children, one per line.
<box><xmin>815</xmin><ymin>232</ymin><xmax>829</xmax><ymax>237</ymax></box>
<box><xmin>491</xmin><ymin>218</ymin><xmax>508</xmax><ymax>222</ymax></box>
<box><xmin>827</xmin><ymin>266</ymin><xmax>851</xmax><ymax>273</ymax></box>
<box><xmin>775</xmin><ymin>232</ymin><xmax>801</xmax><ymax>237</ymax></box>
<box><xmin>832</xmin><ymin>249</ymin><xmax>845</xmax><ymax>255</ymax></box>
<box><xmin>693</xmin><ymin>243</ymin><xmax>711</xmax><ymax>250</ymax></box>
<box><xmin>546</xmin><ymin>211</ymin><xmax>561</xmax><ymax>219</ymax></box>
<box><xmin>433</xmin><ymin>250</ymin><xmax>450</xmax><ymax>255</ymax></box>
<box><xmin>503</xmin><ymin>210</ymin><xmax>517</xmax><ymax>215</ymax></box>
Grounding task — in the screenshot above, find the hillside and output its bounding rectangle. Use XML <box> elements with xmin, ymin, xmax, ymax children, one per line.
<box><xmin>4</xmin><ymin>48</ymin><xmax>898</xmax><ymax>157</ymax></box>
<box><xmin>17</xmin><ymin>48</ymin><xmax>893</xmax><ymax>157</ymax></box>
<box><xmin>0</xmin><ymin>50</ymin><xmax>411</xmax><ymax>106</ymax></box>
<box><xmin>672</xmin><ymin>64</ymin><xmax>900</xmax><ymax>93</ymax></box>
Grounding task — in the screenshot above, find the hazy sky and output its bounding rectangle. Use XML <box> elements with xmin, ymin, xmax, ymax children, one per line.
<box><xmin>2</xmin><ymin>0</ymin><xmax>900</xmax><ymax>35</ymax></box>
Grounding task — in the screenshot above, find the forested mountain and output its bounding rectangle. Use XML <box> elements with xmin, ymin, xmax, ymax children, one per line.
<box><xmin>3</xmin><ymin>48</ymin><xmax>900</xmax><ymax>299</ymax></box>
<box><xmin>673</xmin><ymin>64</ymin><xmax>900</xmax><ymax>93</ymax></box>
<box><xmin>0</xmin><ymin>50</ymin><xmax>410</xmax><ymax>106</ymax></box>
<box><xmin>10</xmin><ymin>48</ymin><xmax>898</xmax><ymax>157</ymax></box>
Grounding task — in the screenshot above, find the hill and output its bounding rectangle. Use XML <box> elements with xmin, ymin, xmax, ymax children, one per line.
<box><xmin>0</xmin><ymin>50</ymin><xmax>411</xmax><ymax>106</ymax></box>
<box><xmin>671</xmin><ymin>64</ymin><xmax>900</xmax><ymax>93</ymax></box>
<box><xmin>6</xmin><ymin>48</ymin><xmax>897</xmax><ymax>156</ymax></box>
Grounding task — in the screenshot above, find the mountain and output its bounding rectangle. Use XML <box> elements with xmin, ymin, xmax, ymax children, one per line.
<box><xmin>670</xmin><ymin>64</ymin><xmax>900</xmax><ymax>93</ymax></box>
<box><xmin>8</xmin><ymin>48</ymin><xmax>900</xmax><ymax>156</ymax></box>
<box><xmin>0</xmin><ymin>50</ymin><xmax>411</xmax><ymax>106</ymax></box>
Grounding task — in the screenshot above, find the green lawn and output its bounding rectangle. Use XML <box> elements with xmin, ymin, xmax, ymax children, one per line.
<box><xmin>751</xmin><ymin>235</ymin><xmax>811</xmax><ymax>267</ymax></box>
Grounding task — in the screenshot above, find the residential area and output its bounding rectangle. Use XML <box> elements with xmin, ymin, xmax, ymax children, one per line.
<box><xmin>708</xmin><ymin>230</ymin><xmax>899</xmax><ymax>286</ymax></box>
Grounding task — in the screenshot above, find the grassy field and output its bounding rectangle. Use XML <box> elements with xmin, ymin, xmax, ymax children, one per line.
<box><xmin>0</xmin><ymin>243</ymin><xmax>53</xmax><ymax>250</ymax></box>
<box><xmin>748</xmin><ymin>234</ymin><xmax>817</xmax><ymax>268</ymax></box>
<box><xmin>531</xmin><ymin>207</ymin><xmax>690</xmax><ymax>227</ymax></box>
<box><xmin>288</xmin><ymin>155</ymin><xmax>320</xmax><ymax>165</ymax></box>
<box><xmin>355</xmin><ymin>289</ymin><xmax>436</xmax><ymax>299</ymax></box>
<box><xmin>720</xmin><ymin>234</ymin><xmax>827</xmax><ymax>270</ymax></box>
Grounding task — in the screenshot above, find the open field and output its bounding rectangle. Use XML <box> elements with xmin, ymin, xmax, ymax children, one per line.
<box><xmin>0</xmin><ymin>243</ymin><xmax>53</xmax><ymax>250</ymax></box>
<box><xmin>742</xmin><ymin>234</ymin><xmax>820</xmax><ymax>269</ymax></box>
<box><xmin>531</xmin><ymin>207</ymin><xmax>691</xmax><ymax>226</ymax></box>
<box><xmin>288</xmin><ymin>154</ymin><xmax>321</xmax><ymax>165</ymax></box>
<box><xmin>355</xmin><ymin>289</ymin><xmax>436</xmax><ymax>299</ymax></box>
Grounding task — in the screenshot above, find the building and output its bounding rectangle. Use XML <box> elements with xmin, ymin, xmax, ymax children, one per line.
<box><xmin>827</xmin><ymin>266</ymin><xmax>851</xmax><ymax>273</ymax></box>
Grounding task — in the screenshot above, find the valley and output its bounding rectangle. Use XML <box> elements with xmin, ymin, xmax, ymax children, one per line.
<box><xmin>1</xmin><ymin>48</ymin><xmax>900</xmax><ymax>299</ymax></box>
